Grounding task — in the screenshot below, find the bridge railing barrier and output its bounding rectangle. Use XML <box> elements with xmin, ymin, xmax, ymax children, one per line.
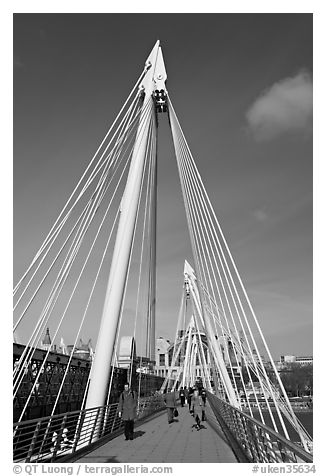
<box><xmin>207</xmin><ymin>392</ymin><xmax>313</xmax><ymax>463</ymax></box>
<box><xmin>13</xmin><ymin>393</ymin><xmax>165</xmax><ymax>463</ymax></box>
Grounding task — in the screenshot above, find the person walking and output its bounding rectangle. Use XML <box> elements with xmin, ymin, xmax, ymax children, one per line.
<box><xmin>179</xmin><ymin>387</ymin><xmax>186</xmax><ymax>407</ymax></box>
<box><xmin>200</xmin><ymin>388</ymin><xmax>207</xmax><ymax>421</ymax></box>
<box><xmin>188</xmin><ymin>386</ymin><xmax>194</xmax><ymax>412</ymax></box>
<box><xmin>117</xmin><ymin>382</ymin><xmax>138</xmax><ymax>440</ymax></box>
<box><xmin>191</xmin><ymin>389</ymin><xmax>203</xmax><ymax>430</ymax></box>
<box><xmin>184</xmin><ymin>386</ymin><xmax>189</xmax><ymax>406</ymax></box>
<box><xmin>163</xmin><ymin>388</ymin><xmax>177</xmax><ymax>424</ymax></box>
<box><xmin>201</xmin><ymin>388</ymin><xmax>207</xmax><ymax>405</ymax></box>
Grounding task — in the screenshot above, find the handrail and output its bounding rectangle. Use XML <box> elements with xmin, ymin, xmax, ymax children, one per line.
<box><xmin>207</xmin><ymin>392</ymin><xmax>313</xmax><ymax>463</ymax></box>
<box><xmin>13</xmin><ymin>404</ymin><xmax>102</xmax><ymax>429</ymax></box>
<box><xmin>13</xmin><ymin>394</ymin><xmax>165</xmax><ymax>463</ymax></box>
<box><xmin>14</xmin><ymin>391</ymin><xmax>313</xmax><ymax>464</ymax></box>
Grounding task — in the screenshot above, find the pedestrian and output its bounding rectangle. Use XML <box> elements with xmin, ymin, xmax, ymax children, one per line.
<box><xmin>184</xmin><ymin>386</ymin><xmax>189</xmax><ymax>406</ymax></box>
<box><xmin>179</xmin><ymin>386</ymin><xmax>186</xmax><ymax>407</ymax></box>
<box><xmin>200</xmin><ymin>388</ymin><xmax>207</xmax><ymax>421</ymax></box>
<box><xmin>188</xmin><ymin>386</ymin><xmax>194</xmax><ymax>412</ymax></box>
<box><xmin>117</xmin><ymin>382</ymin><xmax>138</xmax><ymax>440</ymax></box>
<box><xmin>191</xmin><ymin>389</ymin><xmax>203</xmax><ymax>430</ymax></box>
<box><xmin>201</xmin><ymin>388</ymin><xmax>207</xmax><ymax>405</ymax></box>
<box><xmin>163</xmin><ymin>388</ymin><xmax>177</xmax><ymax>424</ymax></box>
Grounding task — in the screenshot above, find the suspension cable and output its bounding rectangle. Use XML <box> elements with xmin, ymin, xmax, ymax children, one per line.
<box><xmin>14</xmin><ymin>71</ymin><xmax>146</xmax><ymax>295</ymax></box>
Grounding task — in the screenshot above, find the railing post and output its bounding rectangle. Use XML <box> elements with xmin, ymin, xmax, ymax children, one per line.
<box><xmin>50</xmin><ymin>414</ymin><xmax>67</xmax><ymax>462</ymax></box>
<box><xmin>242</xmin><ymin>417</ymin><xmax>256</xmax><ymax>461</ymax></box>
<box><xmin>248</xmin><ymin>422</ymin><xmax>264</xmax><ymax>462</ymax></box>
<box><xmin>37</xmin><ymin>417</ymin><xmax>52</xmax><ymax>459</ymax></box>
<box><xmin>25</xmin><ymin>420</ymin><xmax>41</xmax><ymax>462</ymax></box>
<box><xmin>88</xmin><ymin>408</ymin><xmax>101</xmax><ymax>445</ymax></box>
<box><xmin>257</xmin><ymin>426</ymin><xmax>271</xmax><ymax>462</ymax></box>
<box><xmin>71</xmin><ymin>410</ymin><xmax>86</xmax><ymax>454</ymax></box>
<box><xmin>277</xmin><ymin>440</ymin><xmax>286</xmax><ymax>463</ymax></box>
<box><xmin>101</xmin><ymin>405</ymin><xmax>115</xmax><ymax>437</ymax></box>
<box><xmin>240</xmin><ymin>415</ymin><xmax>253</xmax><ymax>460</ymax></box>
<box><xmin>111</xmin><ymin>406</ymin><xmax>120</xmax><ymax>433</ymax></box>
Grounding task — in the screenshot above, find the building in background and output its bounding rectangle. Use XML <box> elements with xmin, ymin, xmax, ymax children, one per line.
<box><xmin>277</xmin><ymin>355</ymin><xmax>313</xmax><ymax>370</ymax></box>
<box><xmin>295</xmin><ymin>356</ymin><xmax>313</xmax><ymax>365</ymax></box>
<box><xmin>41</xmin><ymin>327</ymin><xmax>53</xmax><ymax>352</ymax></box>
<box><xmin>40</xmin><ymin>328</ymin><xmax>93</xmax><ymax>361</ymax></box>
<box><xmin>154</xmin><ymin>332</ymin><xmax>243</xmax><ymax>387</ymax></box>
<box><xmin>67</xmin><ymin>338</ymin><xmax>94</xmax><ymax>361</ymax></box>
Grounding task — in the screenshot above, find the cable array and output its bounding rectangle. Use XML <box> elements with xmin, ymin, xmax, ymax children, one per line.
<box><xmin>168</xmin><ymin>95</ymin><xmax>312</xmax><ymax>450</ymax></box>
<box><xmin>13</xmin><ymin>68</ymin><xmax>157</xmax><ymax>422</ymax></box>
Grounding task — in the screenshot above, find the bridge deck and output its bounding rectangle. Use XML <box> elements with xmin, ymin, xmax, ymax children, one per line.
<box><xmin>74</xmin><ymin>403</ymin><xmax>238</xmax><ymax>463</ymax></box>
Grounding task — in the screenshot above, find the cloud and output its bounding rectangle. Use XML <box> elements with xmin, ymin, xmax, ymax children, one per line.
<box><xmin>246</xmin><ymin>71</ymin><xmax>313</xmax><ymax>141</ymax></box>
<box><xmin>252</xmin><ymin>209</ymin><xmax>268</xmax><ymax>222</ymax></box>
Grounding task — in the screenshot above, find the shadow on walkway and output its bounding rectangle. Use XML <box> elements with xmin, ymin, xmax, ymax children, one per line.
<box><xmin>133</xmin><ymin>430</ymin><xmax>145</xmax><ymax>440</ymax></box>
<box><xmin>103</xmin><ymin>456</ymin><xmax>121</xmax><ymax>463</ymax></box>
<box><xmin>74</xmin><ymin>403</ymin><xmax>238</xmax><ymax>463</ymax></box>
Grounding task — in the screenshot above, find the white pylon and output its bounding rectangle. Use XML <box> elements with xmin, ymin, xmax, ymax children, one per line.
<box><xmin>184</xmin><ymin>260</ymin><xmax>240</xmax><ymax>407</ymax></box>
<box><xmin>85</xmin><ymin>41</ymin><xmax>167</xmax><ymax>412</ymax></box>
<box><xmin>193</xmin><ymin>311</ymin><xmax>212</xmax><ymax>391</ymax></box>
<box><xmin>181</xmin><ymin>316</ymin><xmax>195</xmax><ymax>389</ymax></box>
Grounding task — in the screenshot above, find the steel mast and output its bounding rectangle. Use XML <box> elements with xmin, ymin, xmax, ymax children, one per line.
<box><xmin>85</xmin><ymin>41</ymin><xmax>167</xmax><ymax>410</ymax></box>
<box><xmin>183</xmin><ymin>260</ymin><xmax>240</xmax><ymax>407</ymax></box>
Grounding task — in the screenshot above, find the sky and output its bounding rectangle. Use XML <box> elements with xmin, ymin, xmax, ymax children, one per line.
<box><xmin>13</xmin><ymin>13</ymin><xmax>313</xmax><ymax>360</ymax></box>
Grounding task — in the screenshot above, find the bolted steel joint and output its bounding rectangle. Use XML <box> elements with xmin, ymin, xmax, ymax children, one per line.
<box><xmin>153</xmin><ymin>89</ymin><xmax>168</xmax><ymax>113</ymax></box>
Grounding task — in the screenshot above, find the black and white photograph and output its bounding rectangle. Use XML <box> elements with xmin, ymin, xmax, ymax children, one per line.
<box><xmin>11</xmin><ymin>8</ymin><xmax>317</xmax><ymax>471</ymax></box>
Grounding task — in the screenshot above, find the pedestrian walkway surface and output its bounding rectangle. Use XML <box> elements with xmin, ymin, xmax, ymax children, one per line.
<box><xmin>75</xmin><ymin>403</ymin><xmax>238</xmax><ymax>463</ymax></box>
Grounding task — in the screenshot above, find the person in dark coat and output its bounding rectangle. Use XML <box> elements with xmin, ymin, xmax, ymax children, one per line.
<box><xmin>117</xmin><ymin>383</ymin><xmax>138</xmax><ymax>440</ymax></box>
<box><xmin>201</xmin><ymin>388</ymin><xmax>207</xmax><ymax>406</ymax></box>
<box><xmin>179</xmin><ymin>387</ymin><xmax>186</xmax><ymax>407</ymax></box>
<box><xmin>184</xmin><ymin>386</ymin><xmax>189</xmax><ymax>405</ymax></box>
<box><xmin>188</xmin><ymin>386</ymin><xmax>194</xmax><ymax>412</ymax></box>
<box><xmin>163</xmin><ymin>388</ymin><xmax>177</xmax><ymax>424</ymax></box>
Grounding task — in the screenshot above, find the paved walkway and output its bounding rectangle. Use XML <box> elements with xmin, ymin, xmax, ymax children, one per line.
<box><xmin>75</xmin><ymin>402</ymin><xmax>238</xmax><ymax>463</ymax></box>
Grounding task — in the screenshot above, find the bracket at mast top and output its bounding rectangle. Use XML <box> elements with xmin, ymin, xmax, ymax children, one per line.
<box><xmin>140</xmin><ymin>41</ymin><xmax>168</xmax><ymax>113</ymax></box>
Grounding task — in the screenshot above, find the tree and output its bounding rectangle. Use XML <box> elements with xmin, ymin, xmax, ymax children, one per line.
<box><xmin>279</xmin><ymin>364</ymin><xmax>313</xmax><ymax>397</ymax></box>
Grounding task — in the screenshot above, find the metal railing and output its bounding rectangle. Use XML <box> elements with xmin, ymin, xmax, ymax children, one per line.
<box><xmin>13</xmin><ymin>394</ymin><xmax>165</xmax><ymax>463</ymax></box>
<box><xmin>207</xmin><ymin>392</ymin><xmax>313</xmax><ymax>463</ymax></box>
<box><xmin>14</xmin><ymin>390</ymin><xmax>312</xmax><ymax>464</ymax></box>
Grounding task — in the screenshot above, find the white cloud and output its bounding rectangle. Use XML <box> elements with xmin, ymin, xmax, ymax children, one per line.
<box><xmin>253</xmin><ymin>209</ymin><xmax>268</xmax><ymax>222</ymax></box>
<box><xmin>246</xmin><ymin>71</ymin><xmax>313</xmax><ymax>141</ymax></box>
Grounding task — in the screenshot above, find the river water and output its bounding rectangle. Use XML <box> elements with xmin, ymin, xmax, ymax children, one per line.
<box><xmin>251</xmin><ymin>410</ymin><xmax>313</xmax><ymax>440</ymax></box>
